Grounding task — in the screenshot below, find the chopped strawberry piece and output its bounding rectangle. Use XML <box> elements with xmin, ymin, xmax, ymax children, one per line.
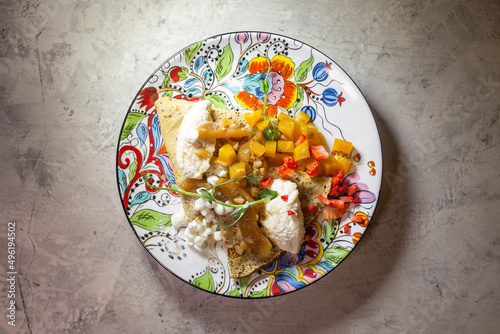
<box><xmin>329</xmin><ymin>185</ymin><xmax>341</xmax><ymax>197</ymax></box>
<box><xmin>323</xmin><ymin>206</ymin><xmax>336</xmax><ymax>219</ymax></box>
<box><xmin>317</xmin><ymin>194</ymin><xmax>330</xmax><ymax>205</ymax></box>
<box><xmin>306</xmin><ymin>162</ymin><xmax>319</xmax><ymax>176</ymax></box>
<box><xmin>339</xmin><ymin>185</ymin><xmax>348</xmax><ymax>194</ymax></box>
<box><xmin>288</xmin><ymin>210</ymin><xmax>296</xmax><ymax>216</ymax></box>
<box><xmin>331</xmin><ymin>170</ymin><xmax>345</xmax><ymax>186</ymax></box>
<box><xmin>282</xmin><ymin>157</ymin><xmax>299</xmax><ymax>170</ymax></box>
<box><xmin>339</xmin><ymin>196</ymin><xmax>353</xmax><ymax>203</ymax></box>
<box><xmin>323</xmin><ymin>205</ymin><xmax>346</xmax><ymax>219</ymax></box>
<box><xmin>295</xmin><ymin>134</ymin><xmax>306</xmax><ymax>146</ymax></box>
<box><xmin>346</xmin><ymin>184</ymin><xmax>358</xmax><ymax>196</ymax></box>
<box><xmin>352</xmin><ymin>196</ymin><xmax>360</xmax><ymax>204</ymax></box>
<box><xmin>309</xmin><ymin>145</ymin><xmax>329</xmax><ymax>161</ymax></box>
<box><xmin>280</xmin><ymin>195</ymin><xmax>289</xmax><ymax>202</ymax></box>
<box><xmin>350</xmin><ymin>214</ymin><xmax>365</xmax><ymax>223</ymax></box>
<box><xmin>260</xmin><ymin>177</ymin><xmax>273</xmax><ymax>188</ymax></box>
<box><xmin>329</xmin><ymin>199</ymin><xmax>345</xmax><ymax>208</ymax></box>
<box><xmin>278</xmin><ymin>165</ymin><xmax>295</xmax><ymax>178</ymax></box>
<box><xmin>308</xmin><ymin>204</ymin><xmax>318</xmax><ymax>213</ymax></box>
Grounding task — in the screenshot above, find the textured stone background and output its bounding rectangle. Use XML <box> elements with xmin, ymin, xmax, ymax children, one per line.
<box><xmin>1</xmin><ymin>0</ymin><xmax>499</xmax><ymax>333</ymax></box>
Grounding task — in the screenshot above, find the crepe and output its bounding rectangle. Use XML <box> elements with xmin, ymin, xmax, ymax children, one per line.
<box><xmin>155</xmin><ymin>96</ymin><xmax>331</xmax><ymax>278</ymax></box>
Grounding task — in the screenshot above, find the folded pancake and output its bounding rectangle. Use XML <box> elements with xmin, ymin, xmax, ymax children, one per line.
<box><xmin>155</xmin><ymin>96</ymin><xmax>331</xmax><ymax>278</ymax></box>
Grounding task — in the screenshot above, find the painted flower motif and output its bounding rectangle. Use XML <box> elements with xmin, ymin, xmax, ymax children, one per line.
<box><xmin>235</xmin><ymin>55</ymin><xmax>298</xmax><ymax>118</ymax></box>
<box><xmin>256</xmin><ymin>32</ymin><xmax>271</xmax><ymax>43</ymax></box>
<box><xmin>137</xmin><ymin>87</ymin><xmax>158</xmax><ymax>112</ymax></box>
<box><xmin>343</xmin><ymin>172</ymin><xmax>376</xmax><ymax>204</ymax></box>
<box><xmin>235</xmin><ymin>32</ymin><xmax>249</xmax><ymax>44</ymax></box>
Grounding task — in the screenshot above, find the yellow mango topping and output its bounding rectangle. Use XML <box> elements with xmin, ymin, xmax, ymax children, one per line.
<box><xmin>335</xmin><ymin>154</ymin><xmax>352</xmax><ymax>173</ymax></box>
<box><xmin>293</xmin><ymin>140</ymin><xmax>310</xmax><ymax>161</ymax></box>
<box><xmin>229</xmin><ymin>161</ymin><xmax>247</xmax><ymax>187</ymax></box>
<box><xmin>250</xmin><ymin>141</ymin><xmax>267</xmax><ymax>157</ymax></box>
<box><xmin>295</xmin><ymin>111</ymin><xmax>311</xmax><ymax>124</ymax></box>
<box><xmin>268</xmin><ymin>153</ymin><xmax>292</xmax><ymax>167</ymax></box>
<box><xmin>218</xmin><ymin>144</ymin><xmax>237</xmax><ymax>166</ymax></box>
<box><xmin>278</xmin><ymin>120</ymin><xmax>297</xmax><ymax>141</ymax></box>
<box><xmin>277</xmin><ymin>140</ymin><xmax>294</xmax><ymax>153</ymax></box>
<box><xmin>333</xmin><ymin>138</ymin><xmax>353</xmax><ymax>156</ymax></box>
<box><xmin>255</xmin><ymin>119</ymin><xmax>270</xmax><ymax>131</ymax></box>
<box><xmin>244</xmin><ymin>110</ymin><xmax>263</xmax><ymax>128</ymax></box>
<box><xmin>264</xmin><ymin>141</ymin><xmax>277</xmax><ymax>158</ymax></box>
<box><xmin>321</xmin><ymin>155</ymin><xmax>342</xmax><ymax>175</ymax></box>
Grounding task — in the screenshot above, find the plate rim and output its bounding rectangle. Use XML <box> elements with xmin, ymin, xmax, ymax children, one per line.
<box><xmin>115</xmin><ymin>30</ymin><xmax>384</xmax><ymax>299</ymax></box>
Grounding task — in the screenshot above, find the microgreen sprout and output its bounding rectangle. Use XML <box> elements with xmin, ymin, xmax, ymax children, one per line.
<box><xmin>142</xmin><ymin>174</ymin><xmax>277</xmax><ymax>229</ymax></box>
<box><xmin>258</xmin><ymin>66</ymin><xmax>279</xmax><ymax>141</ymax></box>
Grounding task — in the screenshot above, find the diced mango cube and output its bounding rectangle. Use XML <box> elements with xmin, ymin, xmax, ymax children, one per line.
<box><xmin>229</xmin><ymin>161</ymin><xmax>247</xmax><ymax>187</ymax></box>
<box><xmin>277</xmin><ymin>112</ymin><xmax>295</xmax><ymax>124</ymax></box>
<box><xmin>278</xmin><ymin>120</ymin><xmax>297</xmax><ymax>141</ymax></box>
<box><xmin>335</xmin><ymin>154</ymin><xmax>352</xmax><ymax>173</ymax></box>
<box><xmin>277</xmin><ymin>140</ymin><xmax>294</xmax><ymax>153</ymax></box>
<box><xmin>244</xmin><ymin>110</ymin><xmax>263</xmax><ymax>128</ymax></box>
<box><xmin>264</xmin><ymin>141</ymin><xmax>277</xmax><ymax>158</ymax></box>
<box><xmin>333</xmin><ymin>138</ymin><xmax>353</xmax><ymax>156</ymax></box>
<box><xmin>218</xmin><ymin>144</ymin><xmax>237</xmax><ymax>166</ymax></box>
<box><xmin>250</xmin><ymin>141</ymin><xmax>267</xmax><ymax>157</ymax></box>
<box><xmin>297</xmin><ymin>156</ymin><xmax>316</xmax><ymax>171</ymax></box>
<box><xmin>295</xmin><ymin>111</ymin><xmax>311</xmax><ymax>124</ymax></box>
<box><xmin>293</xmin><ymin>140</ymin><xmax>310</xmax><ymax>161</ymax></box>
<box><xmin>267</xmin><ymin>153</ymin><xmax>292</xmax><ymax>167</ymax></box>
<box><xmin>256</xmin><ymin>119</ymin><xmax>270</xmax><ymax>131</ymax></box>
<box><xmin>321</xmin><ymin>155</ymin><xmax>342</xmax><ymax>175</ymax></box>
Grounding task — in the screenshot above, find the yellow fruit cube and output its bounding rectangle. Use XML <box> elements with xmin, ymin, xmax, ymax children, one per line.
<box><xmin>218</xmin><ymin>144</ymin><xmax>237</xmax><ymax>166</ymax></box>
<box><xmin>277</xmin><ymin>112</ymin><xmax>295</xmax><ymax>123</ymax></box>
<box><xmin>278</xmin><ymin>120</ymin><xmax>297</xmax><ymax>141</ymax></box>
<box><xmin>293</xmin><ymin>140</ymin><xmax>310</xmax><ymax>161</ymax></box>
<box><xmin>244</xmin><ymin>110</ymin><xmax>263</xmax><ymax>128</ymax></box>
<box><xmin>277</xmin><ymin>140</ymin><xmax>294</xmax><ymax>153</ymax></box>
<box><xmin>256</xmin><ymin>119</ymin><xmax>270</xmax><ymax>131</ymax></box>
<box><xmin>264</xmin><ymin>141</ymin><xmax>277</xmax><ymax>158</ymax></box>
<box><xmin>335</xmin><ymin>154</ymin><xmax>352</xmax><ymax>173</ymax></box>
<box><xmin>250</xmin><ymin>141</ymin><xmax>267</xmax><ymax>157</ymax></box>
<box><xmin>321</xmin><ymin>155</ymin><xmax>342</xmax><ymax>175</ymax></box>
<box><xmin>295</xmin><ymin>111</ymin><xmax>311</xmax><ymax>124</ymax></box>
<box><xmin>333</xmin><ymin>138</ymin><xmax>353</xmax><ymax>156</ymax></box>
<box><xmin>268</xmin><ymin>153</ymin><xmax>291</xmax><ymax>167</ymax></box>
<box><xmin>229</xmin><ymin>161</ymin><xmax>247</xmax><ymax>187</ymax></box>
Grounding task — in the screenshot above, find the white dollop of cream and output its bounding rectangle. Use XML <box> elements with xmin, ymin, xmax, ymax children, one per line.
<box><xmin>260</xmin><ymin>179</ymin><xmax>305</xmax><ymax>254</ymax></box>
<box><xmin>176</xmin><ymin>100</ymin><xmax>215</xmax><ymax>179</ymax></box>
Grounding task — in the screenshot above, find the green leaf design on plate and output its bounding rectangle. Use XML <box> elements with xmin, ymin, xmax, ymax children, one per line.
<box><xmin>249</xmin><ymin>289</ymin><xmax>268</xmax><ymax>298</ymax></box>
<box><xmin>121</xmin><ymin>112</ymin><xmax>148</xmax><ymax>141</ymax></box>
<box><xmin>204</xmin><ymin>94</ymin><xmax>227</xmax><ymax>109</ymax></box>
<box><xmin>294</xmin><ymin>53</ymin><xmax>314</xmax><ymax>83</ymax></box>
<box><xmin>130</xmin><ymin>209</ymin><xmax>172</xmax><ymax>231</ymax></box>
<box><xmin>128</xmin><ymin>159</ymin><xmax>137</xmax><ymax>182</ymax></box>
<box><xmin>184</xmin><ymin>41</ymin><xmax>203</xmax><ymax>64</ymax></box>
<box><xmin>192</xmin><ymin>267</ymin><xmax>215</xmax><ymax>292</ymax></box>
<box><xmin>229</xmin><ymin>286</ymin><xmax>241</xmax><ymax>297</ymax></box>
<box><xmin>294</xmin><ymin>85</ymin><xmax>304</xmax><ymax>111</ymax></box>
<box><xmin>178</xmin><ymin>67</ymin><xmax>189</xmax><ymax>82</ymax></box>
<box><xmin>324</xmin><ymin>219</ymin><xmax>338</xmax><ymax>244</ymax></box>
<box><xmin>215</xmin><ymin>44</ymin><xmax>234</xmax><ymax>82</ymax></box>
<box><xmin>324</xmin><ymin>245</ymin><xmax>351</xmax><ymax>265</ymax></box>
<box><xmin>161</xmin><ymin>73</ymin><xmax>173</xmax><ymax>98</ymax></box>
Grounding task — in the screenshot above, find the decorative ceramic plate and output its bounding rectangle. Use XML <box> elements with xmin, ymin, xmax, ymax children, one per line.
<box><xmin>116</xmin><ymin>31</ymin><xmax>382</xmax><ymax>298</ymax></box>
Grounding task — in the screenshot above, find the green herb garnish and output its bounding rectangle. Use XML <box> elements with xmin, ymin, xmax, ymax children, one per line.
<box><xmin>143</xmin><ymin>174</ymin><xmax>277</xmax><ymax>228</ymax></box>
<box><xmin>258</xmin><ymin>66</ymin><xmax>279</xmax><ymax>141</ymax></box>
